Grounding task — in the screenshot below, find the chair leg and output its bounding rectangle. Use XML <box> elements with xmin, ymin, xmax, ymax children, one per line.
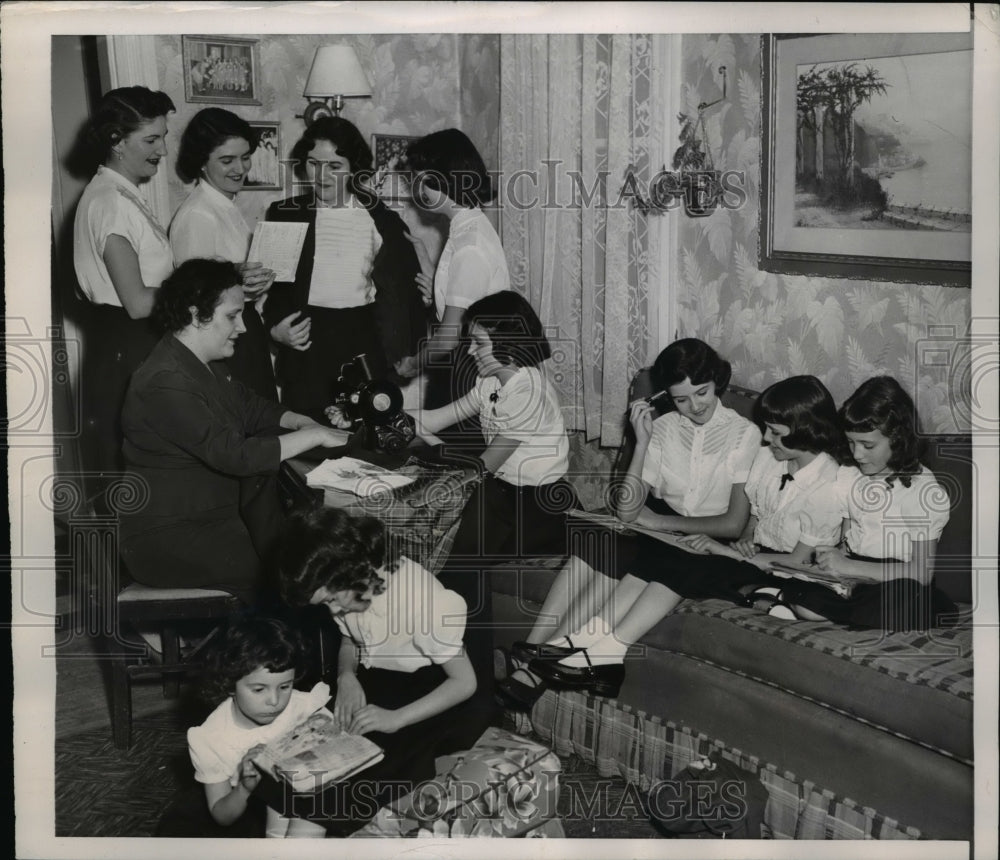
<box><xmin>162</xmin><ymin>624</ymin><xmax>180</xmax><ymax>699</ymax></box>
<box><xmin>111</xmin><ymin>654</ymin><xmax>133</xmax><ymax>750</ymax></box>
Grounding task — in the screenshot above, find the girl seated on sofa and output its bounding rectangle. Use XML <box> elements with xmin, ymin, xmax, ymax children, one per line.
<box><xmin>502</xmin><ymin>374</ymin><xmax>850</xmax><ymax>706</ymax></box>
<box><xmin>775</xmin><ymin>375</ymin><xmax>958</xmax><ymax>630</ymax></box>
<box><xmin>495</xmin><ymin>338</ymin><xmax>762</xmax><ymax>709</ymax></box>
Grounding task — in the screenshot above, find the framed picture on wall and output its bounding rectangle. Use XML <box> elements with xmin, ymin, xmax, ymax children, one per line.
<box><xmin>182</xmin><ymin>35</ymin><xmax>261</xmax><ymax>105</ymax></box>
<box><xmin>245</xmin><ymin>121</ymin><xmax>282</xmax><ymax>190</ymax></box>
<box><xmin>370</xmin><ymin>134</ymin><xmax>419</xmax><ymax>202</ymax></box>
<box><xmin>760</xmin><ymin>33</ymin><xmax>972</xmax><ymax>287</ymax></box>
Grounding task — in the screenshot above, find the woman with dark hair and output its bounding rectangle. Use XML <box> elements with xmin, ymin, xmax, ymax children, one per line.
<box><xmin>496</xmin><ymin>338</ymin><xmax>762</xmax><ymax>708</ymax></box>
<box><xmin>170</xmin><ymin>108</ymin><xmax>278</xmax><ymax>400</ymax></box>
<box><xmin>119</xmin><ymin>259</ymin><xmax>348</xmax><ymax>601</ymax></box>
<box><xmin>777</xmin><ymin>376</ymin><xmax>956</xmax><ymax>630</ymax></box>
<box><xmin>73</xmin><ymin>85</ymin><xmax>176</xmax><ymax>477</ymax></box>
<box><xmin>522</xmin><ymin>374</ymin><xmax>849</xmax><ymax>700</ymax></box>
<box><xmin>263</xmin><ymin>117</ymin><xmax>423</xmax><ymax>418</ymax></box>
<box><xmin>394</xmin><ymin>128</ymin><xmax>510</xmax><ymax>414</ymax></box>
<box><xmin>259</xmin><ymin>506</ymin><xmax>490</xmax><ymax>835</ymax></box>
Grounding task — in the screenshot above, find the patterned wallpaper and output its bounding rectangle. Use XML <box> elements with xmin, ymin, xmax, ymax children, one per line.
<box><xmin>674</xmin><ymin>34</ymin><xmax>971</xmax><ymax>434</ymax></box>
<box><xmin>152</xmin><ymin>33</ymin><xmax>499</xmax><ymax>231</ymax></box>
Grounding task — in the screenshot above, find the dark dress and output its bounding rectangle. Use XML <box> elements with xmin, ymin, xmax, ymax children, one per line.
<box><xmin>264</xmin><ymin>191</ymin><xmax>425</xmax><ymax>418</ymax></box>
<box><xmin>119</xmin><ymin>334</ymin><xmax>287</xmax><ymax>602</ymax></box>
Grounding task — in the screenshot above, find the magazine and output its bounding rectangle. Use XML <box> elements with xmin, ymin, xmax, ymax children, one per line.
<box><xmin>306</xmin><ymin>456</ymin><xmax>416</xmax><ymax>497</ymax></box>
<box><xmin>565</xmin><ymin>509</ymin><xmax>706</xmax><ymax>553</ymax></box>
<box><xmin>767</xmin><ymin>560</ymin><xmax>869</xmax><ymax>598</ymax></box>
<box><xmin>251</xmin><ymin>710</ymin><xmax>384</xmax><ymax>792</ymax></box>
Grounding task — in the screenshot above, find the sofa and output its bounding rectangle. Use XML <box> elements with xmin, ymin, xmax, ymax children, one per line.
<box><xmin>490</xmin><ymin>382</ymin><xmax>974</xmax><ymax>841</ymax></box>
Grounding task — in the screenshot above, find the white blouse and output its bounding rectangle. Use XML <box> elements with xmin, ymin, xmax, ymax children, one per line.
<box><xmin>472</xmin><ymin>367</ymin><xmax>569</xmax><ymax>487</ymax></box>
<box><xmin>187</xmin><ymin>682</ymin><xmax>331</xmax><ymax>786</ymax></box>
<box><xmin>433</xmin><ymin>208</ymin><xmax>509</xmax><ymax>321</ymax></box>
<box><xmin>834</xmin><ymin>465</ymin><xmax>950</xmax><ymax>562</ymax></box>
<box><xmin>308</xmin><ymin>203</ymin><xmax>382</xmax><ymax>308</ymax></box>
<box><xmin>335</xmin><ymin>557</ymin><xmax>466</xmax><ymax>673</ymax></box>
<box><xmin>745</xmin><ymin>448</ymin><xmax>843</xmax><ymax>552</ymax></box>
<box><xmin>73</xmin><ymin>166</ymin><xmax>174</xmax><ymax>305</ymax></box>
<box><xmin>169</xmin><ymin>180</ymin><xmax>251</xmax><ymax>264</ymax></box>
<box><xmin>640</xmin><ymin>403</ymin><xmax>761</xmax><ymax>517</ymax></box>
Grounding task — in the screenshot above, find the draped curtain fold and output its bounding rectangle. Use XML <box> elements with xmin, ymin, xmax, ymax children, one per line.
<box><xmin>500</xmin><ymin>34</ymin><xmax>663</xmax><ymax>448</ymax></box>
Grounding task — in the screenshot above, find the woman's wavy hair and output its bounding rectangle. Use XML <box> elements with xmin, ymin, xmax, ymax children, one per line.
<box><xmin>403</xmin><ymin>128</ymin><xmax>494</xmax><ymax>208</ymax></box>
<box><xmin>278</xmin><ymin>507</ymin><xmax>395</xmax><ymax>607</ymax></box>
<box><xmin>651</xmin><ymin>338</ymin><xmax>732</xmax><ymax>398</ymax></box>
<box><xmin>289</xmin><ymin>117</ymin><xmax>373</xmax><ymax>197</ymax></box>
<box><xmin>840</xmin><ymin>376</ymin><xmax>924</xmax><ymax>487</ymax></box>
<box><xmin>199</xmin><ymin>612</ymin><xmax>307</xmax><ymax>706</ymax></box>
<box><xmin>151</xmin><ymin>258</ymin><xmax>241</xmax><ymax>334</ymax></box>
<box><xmin>464</xmin><ymin>291</ymin><xmax>551</xmax><ymax>369</ymax></box>
<box><xmin>754</xmin><ymin>375</ymin><xmax>851</xmax><ymax>464</ymax></box>
<box><xmin>88</xmin><ymin>86</ymin><xmax>175</xmax><ymax>163</ymax></box>
<box><xmin>176</xmin><ymin>108</ymin><xmax>257</xmax><ymax>183</ymax></box>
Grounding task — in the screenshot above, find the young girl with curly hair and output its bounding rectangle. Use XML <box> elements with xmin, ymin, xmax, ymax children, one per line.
<box><xmin>186</xmin><ymin>614</ymin><xmax>329</xmax><ymax>838</ymax></box>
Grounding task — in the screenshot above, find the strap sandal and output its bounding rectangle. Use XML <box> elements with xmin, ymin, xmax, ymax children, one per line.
<box><xmin>530</xmin><ymin>649</ymin><xmax>625</xmax><ymax>699</ymax></box>
<box><xmin>512</xmin><ymin>636</ymin><xmax>580</xmax><ymax>664</ymax></box>
<box><xmin>745</xmin><ymin>587</ymin><xmax>798</xmax><ymax>619</ymax></box>
<box><xmin>494</xmin><ymin>669</ymin><xmax>549</xmax><ymax>712</ymax></box>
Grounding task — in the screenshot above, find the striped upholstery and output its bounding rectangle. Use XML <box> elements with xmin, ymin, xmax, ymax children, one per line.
<box><xmin>530</xmin><ymin>690</ymin><xmax>921</xmax><ymax>841</ymax></box>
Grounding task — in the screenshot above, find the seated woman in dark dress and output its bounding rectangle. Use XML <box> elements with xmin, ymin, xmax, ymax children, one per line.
<box><xmin>120</xmin><ymin>259</ymin><xmax>349</xmax><ymax>603</ymax></box>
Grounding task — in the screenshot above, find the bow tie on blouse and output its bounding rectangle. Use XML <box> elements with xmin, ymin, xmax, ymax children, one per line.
<box><xmin>779</xmin><ymin>472</ymin><xmax>795</xmax><ymax>491</ymax></box>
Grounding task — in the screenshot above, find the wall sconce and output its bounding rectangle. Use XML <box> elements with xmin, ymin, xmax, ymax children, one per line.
<box><xmin>301</xmin><ymin>45</ymin><xmax>372</xmax><ymax>125</ymax></box>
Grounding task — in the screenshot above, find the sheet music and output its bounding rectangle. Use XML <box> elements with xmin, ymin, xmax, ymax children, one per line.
<box><xmin>246</xmin><ymin>221</ymin><xmax>308</xmax><ymax>282</ymax></box>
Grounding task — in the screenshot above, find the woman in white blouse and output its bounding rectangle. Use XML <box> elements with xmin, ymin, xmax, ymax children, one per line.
<box><xmin>264</xmin><ymin>118</ymin><xmax>423</xmax><ymax>418</ymax></box>
<box><xmin>170</xmin><ymin>108</ymin><xmax>277</xmax><ymax>400</ymax></box>
<box><xmin>496</xmin><ymin>339</ymin><xmax>762</xmax><ymax>708</ymax></box>
<box><xmin>394</xmin><ymin>129</ymin><xmax>510</xmax><ymax>415</ymax></box>
<box><xmin>73</xmin><ymin>85</ymin><xmax>175</xmax><ymax>477</ymax></box>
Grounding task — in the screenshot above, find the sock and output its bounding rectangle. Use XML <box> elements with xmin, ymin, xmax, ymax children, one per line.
<box><xmin>553</xmin><ymin>616</ymin><xmax>612</xmax><ymax>650</ymax></box>
<box><xmin>556</xmin><ymin>634</ymin><xmax>628</xmax><ymax>668</ymax></box>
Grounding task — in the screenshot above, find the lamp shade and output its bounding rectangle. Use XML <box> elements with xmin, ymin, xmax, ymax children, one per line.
<box><xmin>303</xmin><ymin>45</ymin><xmax>372</xmax><ymax>98</ymax></box>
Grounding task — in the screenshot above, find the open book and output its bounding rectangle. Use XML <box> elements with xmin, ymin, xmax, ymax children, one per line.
<box><xmin>767</xmin><ymin>560</ymin><xmax>869</xmax><ymax>598</ymax></box>
<box><xmin>306</xmin><ymin>456</ymin><xmax>416</xmax><ymax>497</ymax></box>
<box><xmin>252</xmin><ymin>710</ymin><xmax>384</xmax><ymax>792</ymax></box>
<box><xmin>565</xmin><ymin>509</ymin><xmax>707</xmax><ymax>553</ymax></box>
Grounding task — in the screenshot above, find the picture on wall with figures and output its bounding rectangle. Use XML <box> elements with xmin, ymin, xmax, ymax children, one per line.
<box><xmin>182</xmin><ymin>35</ymin><xmax>261</xmax><ymax>105</ymax></box>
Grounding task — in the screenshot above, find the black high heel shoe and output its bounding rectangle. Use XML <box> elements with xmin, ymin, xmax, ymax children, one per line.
<box><xmin>512</xmin><ymin>636</ymin><xmax>581</xmax><ymax>664</ymax></box>
<box><xmin>494</xmin><ymin>669</ymin><xmax>549</xmax><ymax>712</ymax></box>
<box><xmin>530</xmin><ymin>651</ymin><xmax>625</xmax><ymax>698</ymax></box>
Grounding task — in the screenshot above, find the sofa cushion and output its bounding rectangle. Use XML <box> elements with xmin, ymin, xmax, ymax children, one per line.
<box><xmin>490</xmin><ymin>565</ymin><xmax>973</xmax><ymax>761</ymax></box>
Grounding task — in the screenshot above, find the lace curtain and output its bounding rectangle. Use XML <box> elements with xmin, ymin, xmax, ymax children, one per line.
<box><xmin>499</xmin><ymin>34</ymin><xmax>666</xmax><ymax>448</ymax></box>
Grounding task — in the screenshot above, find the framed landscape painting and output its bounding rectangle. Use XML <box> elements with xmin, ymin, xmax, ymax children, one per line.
<box><xmin>760</xmin><ymin>33</ymin><xmax>973</xmax><ymax>286</ymax></box>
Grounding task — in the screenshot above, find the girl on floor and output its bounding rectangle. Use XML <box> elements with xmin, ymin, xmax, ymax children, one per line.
<box><xmin>394</xmin><ymin>129</ymin><xmax>510</xmax><ymax>418</ymax></box>
<box><xmin>171</xmin><ymin>108</ymin><xmax>277</xmax><ymax>400</ymax></box>
<box><xmin>507</xmin><ymin>374</ymin><xmax>848</xmax><ymax>707</ymax></box>
<box><xmin>185</xmin><ymin>614</ymin><xmax>328</xmax><ymax>838</ymax></box>
<box><xmin>780</xmin><ymin>376</ymin><xmax>957</xmax><ymax>630</ymax></box>
<box><xmin>496</xmin><ymin>338</ymin><xmax>760</xmax><ymax>709</ymax></box>
<box><xmin>261</xmin><ymin>506</ymin><xmax>491</xmax><ymax>836</ymax></box>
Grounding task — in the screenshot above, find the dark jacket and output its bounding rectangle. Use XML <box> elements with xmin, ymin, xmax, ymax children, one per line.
<box><xmin>121</xmin><ymin>334</ymin><xmax>286</xmax><ymax>521</ymax></box>
<box><xmin>264</xmin><ymin>191</ymin><xmax>427</xmax><ymax>367</ymax></box>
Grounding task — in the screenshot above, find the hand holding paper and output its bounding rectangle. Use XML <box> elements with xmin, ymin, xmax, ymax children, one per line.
<box><xmin>247</xmin><ymin>222</ymin><xmax>309</xmax><ymax>282</ymax></box>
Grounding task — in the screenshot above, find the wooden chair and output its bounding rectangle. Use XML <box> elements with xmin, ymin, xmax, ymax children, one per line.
<box><xmin>110</xmin><ymin>582</ymin><xmax>242</xmax><ymax>749</ymax></box>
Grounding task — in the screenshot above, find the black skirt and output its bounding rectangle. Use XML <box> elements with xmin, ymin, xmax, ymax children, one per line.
<box><xmin>226</xmin><ymin>302</ymin><xmax>277</xmax><ymax>402</ymax></box>
<box><xmin>80</xmin><ymin>304</ymin><xmax>158</xmax><ymax>474</ymax></box>
<box><xmin>275</xmin><ymin>303</ymin><xmax>383</xmax><ymax>419</ymax></box>
<box><xmin>778</xmin><ymin>553</ymin><xmax>960</xmax><ymax>631</ymax></box>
